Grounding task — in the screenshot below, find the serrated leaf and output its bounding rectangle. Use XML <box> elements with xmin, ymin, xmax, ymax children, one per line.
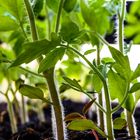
<box><xmin>82</xmin><ymin>99</ymin><xmax>96</xmax><ymax>115</ymax></box>
<box><xmin>109</xmin><ymin>46</ymin><xmax>131</xmax><ymax>80</ymax></box>
<box><xmin>63</xmin><ymin>77</ymin><xmax>82</xmax><ymax>91</ymax></box>
<box><xmin>113</xmin><ymin>118</ymin><xmax>127</xmax><ymax>130</ymax></box>
<box><xmin>38</xmin><ymin>47</ymin><xmax>65</xmax><ymax>73</ymax></box>
<box><xmin>11</xmin><ymin>35</ymin><xmax>61</xmax><ymax>67</ymax></box>
<box><xmin>64</xmin><ymin>113</ymin><xmax>84</xmax><ymax>122</ymax></box>
<box><xmin>67</xmin><ymin>119</ymin><xmax>107</xmax><ymax>137</ymax></box>
<box><xmin>129</xmin><ymin>83</ymin><xmax>140</xmax><ymax>93</ymax></box>
<box><xmin>131</xmin><ymin>64</ymin><xmax>140</xmax><ymax>81</ymax></box>
<box><xmin>84</xmin><ymin>49</ymin><xmax>96</xmax><ymax>55</ymax></box>
<box><xmin>0</xmin><ymin>16</ymin><xmax>18</xmax><ymax>31</ymax></box>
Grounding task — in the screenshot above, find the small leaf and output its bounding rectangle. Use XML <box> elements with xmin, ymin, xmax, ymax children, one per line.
<box><xmin>59</xmin><ymin>84</ymin><xmax>70</xmax><ymax>93</ymax></box>
<box><xmin>131</xmin><ymin>64</ymin><xmax>140</xmax><ymax>81</ymax></box>
<box><xmin>63</xmin><ymin>77</ymin><xmax>82</xmax><ymax>91</ymax></box>
<box><xmin>33</xmin><ymin>0</ymin><xmax>44</xmax><ymax>16</ymax></box>
<box><xmin>19</xmin><ymin>84</ymin><xmax>48</xmax><ymax>102</ymax></box>
<box><xmin>113</xmin><ymin>118</ymin><xmax>127</xmax><ymax>130</ymax></box>
<box><xmin>101</xmin><ymin>57</ymin><xmax>114</xmax><ymax>64</ymax></box>
<box><xmin>64</xmin><ymin>113</ymin><xmax>84</xmax><ymax>122</ymax></box>
<box><xmin>63</xmin><ymin>0</ymin><xmax>77</xmax><ymax>12</ymax></box>
<box><xmin>46</xmin><ymin>0</ymin><xmax>59</xmax><ymax>12</ymax></box>
<box><xmin>82</xmin><ymin>99</ymin><xmax>96</xmax><ymax>115</ymax></box>
<box><xmin>129</xmin><ymin>83</ymin><xmax>140</xmax><ymax>93</ymax></box>
<box><xmin>67</xmin><ymin>119</ymin><xmax>107</xmax><ymax>137</ymax></box>
<box><xmin>84</xmin><ymin>49</ymin><xmax>96</xmax><ymax>55</ymax></box>
<box><xmin>38</xmin><ymin>47</ymin><xmax>65</xmax><ymax>73</ymax></box>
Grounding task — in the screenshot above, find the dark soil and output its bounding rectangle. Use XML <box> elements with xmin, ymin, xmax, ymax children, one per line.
<box><xmin>0</xmin><ymin>100</ymin><xmax>140</xmax><ymax>140</ymax></box>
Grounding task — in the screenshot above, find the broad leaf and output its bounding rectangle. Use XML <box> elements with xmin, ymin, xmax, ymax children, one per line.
<box><xmin>101</xmin><ymin>57</ymin><xmax>114</xmax><ymax>65</ymax></box>
<box><xmin>67</xmin><ymin>119</ymin><xmax>107</xmax><ymax>137</ymax></box>
<box><xmin>0</xmin><ymin>16</ymin><xmax>18</xmax><ymax>31</ymax></box>
<box><xmin>38</xmin><ymin>47</ymin><xmax>65</xmax><ymax>73</ymax></box>
<box><xmin>64</xmin><ymin>113</ymin><xmax>84</xmax><ymax>122</ymax></box>
<box><xmin>82</xmin><ymin>99</ymin><xmax>96</xmax><ymax>115</ymax></box>
<box><xmin>131</xmin><ymin>64</ymin><xmax>140</xmax><ymax>81</ymax></box>
<box><xmin>108</xmin><ymin>70</ymin><xmax>127</xmax><ymax>100</ymax></box>
<box><xmin>125</xmin><ymin>94</ymin><xmax>135</xmax><ymax>112</ymax></box>
<box><xmin>63</xmin><ymin>77</ymin><xmax>82</xmax><ymax>91</ymax></box>
<box><xmin>113</xmin><ymin>118</ymin><xmax>127</xmax><ymax>130</ymax></box>
<box><xmin>11</xmin><ymin>34</ymin><xmax>61</xmax><ymax>67</ymax></box>
<box><xmin>109</xmin><ymin>46</ymin><xmax>131</xmax><ymax>80</ymax></box>
<box><xmin>19</xmin><ymin>84</ymin><xmax>46</xmax><ymax>101</ymax></box>
<box><xmin>129</xmin><ymin>83</ymin><xmax>140</xmax><ymax>93</ymax></box>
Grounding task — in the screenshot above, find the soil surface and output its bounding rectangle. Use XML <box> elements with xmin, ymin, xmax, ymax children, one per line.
<box><xmin>0</xmin><ymin>100</ymin><xmax>140</xmax><ymax>140</ymax></box>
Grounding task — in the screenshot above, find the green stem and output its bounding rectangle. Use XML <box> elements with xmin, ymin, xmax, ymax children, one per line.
<box><xmin>44</xmin><ymin>68</ymin><xmax>66</xmax><ymax>140</ymax></box>
<box><xmin>66</xmin><ymin>45</ymin><xmax>114</xmax><ymax>139</ymax></box>
<box><xmin>96</xmin><ymin>44</ymin><xmax>104</xmax><ymax>131</ymax></box>
<box><xmin>21</xmin><ymin>95</ymin><xmax>27</xmax><ymax>124</ymax></box>
<box><xmin>55</xmin><ymin>0</ymin><xmax>64</xmax><ymax>33</ymax></box>
<box><xmin>23</xmin><ymin>0</ymin><xmax>38</xmax><ymax>41</ymax></box>
<box><xmin>126</xmin><ymin>111</ymin><xmax>136</xmax><ymax>139</ymax></box>
<box><xmin>24</xmin><ymin>0</ymin><xmax>66</xmax><ymax>140</ymax></box>
<box><xmin>5</xmin><ymin>94</ymin><xmax>17</xmax><ymax>134</ymax></box>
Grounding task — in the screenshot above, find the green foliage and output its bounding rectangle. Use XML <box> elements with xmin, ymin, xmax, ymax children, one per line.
<box><xmin>113</xmin><ymin>117</ymin><xmax>127</xmax><ymax>130</ymax></box>
<box><xmin>125</xmin><ymin>1</ymin><xmax>140</xmax><ymax>43</ymax></box>
<box><xmin>131</xmin><ymin>64</ymin><xmax>140</xmax><ymax>81</ymax></box>
<box><xmin>63</xmin><ymin>0</ymin><xmax>77</xmax><ymax>13</ymax></box>
<box><xmin>11</xmin><ymin>34</ymin><xmax>61</xmax><ymax>67</ymax></box>
<box><xmin>109</xmin><ymin>46</ymin><xmax>131</xmax><ymax>81</ymax></box>
<box><xmin>19</xmin><ymin>84</ymin><xmax>49</xmax><ymax>102</ymax></box>
<box><xmin>46</xmin><ymin>0</ymin><xmax>59</xmax><ymax>12</ymax></box>
<box><xmin>38</xmin><ymin>47</ymin><xmax>65</xmax><ymax>73</ymax></box>
<box><xmin>64</xmin><ymin>113</ymin><xmax>84</xmax><ymax>122</ymax></box>
<box><xmin>67</xmin><ymin>119</ymin><xmax>107</xmax><ymax>137</ymax></box>
<box><xmin>129</xmin><ymin>83</ymin><xmax>140</xmax><ymax>93</ymax></box>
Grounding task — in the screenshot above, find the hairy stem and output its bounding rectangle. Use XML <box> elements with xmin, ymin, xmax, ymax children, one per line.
<box><xmin>96</xmin><ymin>45</ymin><xmax>104</xmax><ymax>131</ymax></box>
<box><xmin>24</xmin><ymin>0</ymin><xmax>66</xmax><ymax>140</ymax></box>
<box><xmin>66</xmin><ymin>45</ymin><xmax>114</xmax><ymax>139</ymax></box>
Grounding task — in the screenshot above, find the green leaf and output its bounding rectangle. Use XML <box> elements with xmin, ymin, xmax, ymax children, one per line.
<box><xmin>113</xmin><ymin>117</ymin><xmax>127</xmax><ymax>130</ymax></box>
<box><xmin>0</xmin><ymin>16</ymin><xmax>18</xmax><ymax>31</ymax></box>
<box><xmin>82</xmin><ymin>99</ymin><xmax>96</xmax><ymax>115</ymax></box>
<box><xmin>63</xmin><ymin>0</ymin><xmax>77</xmax><ymax>13</ymax></box>
<box><xmin>125</xmin><ymin>94</ymin><xmax>135</xmax><ymax>112</ymax></box>
<box><xmin>131</xmin><ymin>64</ymin><xmax>140</xmax><ymax>81</ymax></box>
<box><xmin>108</xmin><ymin>70</ymin><xmax>127</xmax><ymax>100</ymax></box>
<box><xmin>38</xmin><ymin>47</ymin><xmax>65</xmax><ymax>73</ymax></box>
<box><xmin>67</xmin><ymin>119</ymin><xmax>107</xmax><ymax>137</ymax></box>
<box><xmin>109</xmin><ymin>46</ymin><xmax>131</xmax><ymax>80</ymax></box>
<box><xmin>0</xmin><ymin>0</ymin><xmax>24</xmax><ymax>21</ymax></box>
<box><xmin>63</xmin><ymin>77</ymin><xmax>82</xmax><ymax>91</ymax></box>
<box><xmin>92</xmin><ymin>74</ymin><xmax>103</xmax><ymax>93</ymax></box>
<box><xmin>19</xmin><ymin>84</ymin><xmax>45</xmax><ymax>101</ymax></box>
<box><xmin>84</xmin><ymin>49</ymin><xmax>96</xmax><ymax>55</ymax></box>
<box><xmin>80</xmin><ymin>0</ymin><xmax>110</xmax><ymax>35</ymax></box>
<box><xmin>60</xmin><ymin>19</ymin><xmax>81</xmax><ymax>43</ymax></box>
<box><xmin>33</xmin><ymin>0</ymin><xmax>44</xmax><ymax>16</ymax></box>
<box><xmin>135</xmin><ymin>90</ymin><xmax>140</xmax><ymax>106</ymax></box>
<box><xmin>11</xmin><ymin>35</ymin><xmax>61</xmax><ymax>67</ymax></box>
<box><xmin>129</xmin><ymin>83</ymin><xmax>140</xmax><ymax>93</ymax></box>
<box><xmin>101</xmin><ymin>57</ymin><xmax>114</xmax><ymax>65</ymax></box>
<box><xmin>64</xmin><ymin>113</ymin><xmax>84</xmax><ymax>122</ymax></box>
<box><xmin>46</xmin><ymin>0</ymin><xmax>59</xmax><ymax>12</ymax></box>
